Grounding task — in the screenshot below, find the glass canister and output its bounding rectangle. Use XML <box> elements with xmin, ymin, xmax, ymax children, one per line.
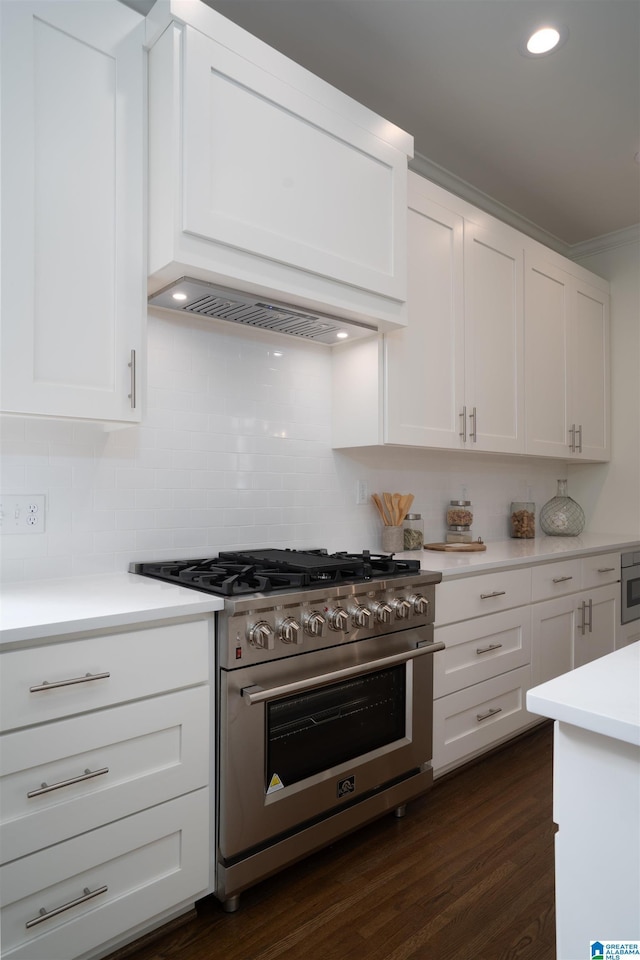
<box><xmin>540</xmin><ymin>479</ymin><xmax>585</xmax><ymax>536</ymax></box>
<box><xmin>403</xmin><ymin>513</ymin><xmax>424</xmax><ymax>551</ymax></box>
<box><xmin>446</xmin><ymin>500</ymin><xmax>473</xmax><ymax>542</ymax></box>
<box><xmin>510</xmin><ymin>501</ymin><xmax>536</xmax><ymax>538</ymax></box>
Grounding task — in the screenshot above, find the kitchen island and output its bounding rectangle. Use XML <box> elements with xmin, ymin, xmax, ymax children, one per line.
<box><xmin>527</xmin><ymin>644</ymin><xmax>640</xmax><ymax>959</ymax></box>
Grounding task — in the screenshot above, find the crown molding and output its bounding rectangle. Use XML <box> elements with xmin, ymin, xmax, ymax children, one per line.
<box><xmin>409</xmin><ymin>151</ymin><xmax>640</xmax><ymax>262</ymax></box>
<box><xmin>569</xmin><ymin>224</ymin><xmax>640</xmax><ymax>262</ymax></box>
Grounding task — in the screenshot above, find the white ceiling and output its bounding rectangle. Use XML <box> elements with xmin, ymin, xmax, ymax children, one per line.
<box><xmin>197</xmin><ymin>0</ymin><xmax>640</xmax><ymax>250</ymax></box>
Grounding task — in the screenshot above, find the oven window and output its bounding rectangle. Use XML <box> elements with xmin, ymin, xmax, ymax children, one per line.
<box><xmin>627</xmin><ymin>575</ymin><xmax>640</xmax><ymax>609</ymax></box>
<box><xmin>266</xmin><ymin>665</ymin><xmax>406</xmax><ymax>789</ymax></box>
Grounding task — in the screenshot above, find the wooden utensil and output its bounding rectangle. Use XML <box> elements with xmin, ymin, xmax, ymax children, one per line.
<box><xmin>424</xmin><ymin>542</ymin><xmax>487</xmax><ymax>552</ymax></box>
<box><xmin>371</xmin><ymin>493</ymin><xmax>390</xmax><ymax>525</ymax></box>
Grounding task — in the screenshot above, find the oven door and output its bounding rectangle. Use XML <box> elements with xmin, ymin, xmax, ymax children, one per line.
<box><xmin>218</xmin><ymin>630</ymin><xmax>444</xmax><ymax>862</ymax></box>
<box><xmin>622</xmin><ymin>564</ymin><xmax>640</xmax><ymax>624</ymax></box>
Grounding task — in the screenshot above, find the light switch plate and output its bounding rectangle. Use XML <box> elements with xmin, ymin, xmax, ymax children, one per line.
<box><xmin>0</xmin><ymin>495</ymin><xmax>46</xmax><ymax>534</ymax></box>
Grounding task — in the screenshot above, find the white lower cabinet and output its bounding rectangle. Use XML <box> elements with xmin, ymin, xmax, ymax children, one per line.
<box><xmin>531</xmin><ymin>582</ymin><xmax>618</xmax><ymax>686</ymax></box>
<box><xmin>0</xmin><ymin>789</ymin><xmax>209</xmax><ymax>960</ymax></box>
<box><xmin>0</xmin><ymin>617</ymin><xmax>213</xmax><ymax>960</ymax></box>
<box><xmin>433</xmin><ymin>665</ymin><xmax>533</xmax><ymax>774</ymax></box>
<box><xmin>433</xmin><ymin>552</ymin><xmax>621</xmax><ymax>776</ymax></box>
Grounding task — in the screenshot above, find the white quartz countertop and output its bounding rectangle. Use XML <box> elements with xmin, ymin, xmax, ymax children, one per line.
<box><xmin>411</xmin><ymin>533</ymin><xmax>640</xmax><ymax>579</ymax></box>
<box><xmin>0</xmin><ymin>573</ymin><xmax>224</xmax><ymax>647</ymax></box>
<box><xmin>527</xmin><ymin>643</ymin><xmax>640</xmax><ymax>746</ymax></box>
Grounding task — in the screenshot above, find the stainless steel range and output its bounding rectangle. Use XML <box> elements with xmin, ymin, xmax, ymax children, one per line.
<box><xmin>132</xmin><ymin>549</ymin><xmax>442</xmax><ymax>912</ymax></box>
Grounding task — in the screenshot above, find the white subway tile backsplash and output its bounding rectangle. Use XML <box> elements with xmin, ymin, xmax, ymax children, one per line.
<box><xmin>1</xmin><ymin>313</ymin><xmax>567</xmax><ymax>583</ymax></box>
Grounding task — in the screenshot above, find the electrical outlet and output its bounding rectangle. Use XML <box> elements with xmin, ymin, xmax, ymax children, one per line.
<box><xmin>0</xmin><ymin>495</ymin><xmax>46</xmax><ymax>534</ymax></box>
<box><xmin>355</xmin><ymin>480</ymin><xmax>369</xmax><ymax>505</ymax></box>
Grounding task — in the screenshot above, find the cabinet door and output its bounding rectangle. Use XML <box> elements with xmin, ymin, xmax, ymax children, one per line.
<box><xmin>568</xmin><ymin>279</ymin><xmax>610</xmax><ymax>461</ymax></box>
<box><xmin>384</xmin><ymin>190</ymin><xmax>464</xmax><ymax>447</ymax></box>
<box><xmin>464</xmin><ymin>223</ymin><xmax>524</xmax><ymax>453</ymax></box>
<box><xmin>0</xmin><ymin>2</ymin><xmax>144</xmax><ymax>423</ymax></box>
<box><xmin>524</xmin><ymin>256</ymin><xmax>571</xmax><ymax>457</ymax></box>
<box><xmin>149</xmin><ymin>16</ymin><xmax>410</xmax><ymax>326</ymax></box>
<box><xmin>530</xmin><ymin>594</ymin><xmax>576</xmax><ymax>687</ymax></box>
<box><xmin>573</xmin><ymin>584</ymin><xmax>617</xmax><ymax>669</ymax></box>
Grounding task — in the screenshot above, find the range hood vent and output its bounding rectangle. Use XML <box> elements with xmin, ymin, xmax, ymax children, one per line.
<box><xmin>148</xmin><ymin>279</ymin><xmax>377</xmax><ymax>345</ymax></box>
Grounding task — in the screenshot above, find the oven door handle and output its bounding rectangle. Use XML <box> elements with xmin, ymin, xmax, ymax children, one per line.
<box><xmin>241</xmin><ymin>640</ymin><xmax>446</xmax><ymax>705</ymax></box>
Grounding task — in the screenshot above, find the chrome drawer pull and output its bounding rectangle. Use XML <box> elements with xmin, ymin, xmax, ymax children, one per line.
<box><xmin>480</xmin><ymin>591</ymin><xmax>506</xmax><ymax>599</ymax></box>
<box><xmin>27</xmin><ymin>767</ymin><xmax>109</xmax><ymax>799</ymax></box>
<box><xmin>128</xmin><ymin>348</ymin><xmax>136</xmax><ymax>408</ymax></box>
<box><xmin>459</xmin><ymin>406</ymin><xmax>467</xmax><ymax>442</ymax></box>
<box><xmin>476</xmin><ymin>706</ymin><xmax>502</xmax><ymax>722</ymax></box>
<box><xmin>29</xmin><ymin>671</ymin><xmax>110</xmax><ymax>693</ymax></box>
<box><xmin>26</xmin><ymin>885</ymin><xmax>108</xmax><ymax>928</ymax></box>
<box><xmin>552</xmin><ymin>575</ymin><xmax>573</xmax><ymax>583</ymax></box>
<box><xmin>476</xmin><ymin>642</ymin><xmax>503</xmax><ymax>656</ymax></box>
<box><xmin>597</xmin><ymin>567</ymin><xmax>616</xmax><ymax>573</ymax></box>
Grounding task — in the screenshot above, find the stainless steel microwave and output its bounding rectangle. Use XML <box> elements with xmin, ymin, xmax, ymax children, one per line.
<box><xmin>621</xmin><ymin>551</ymin><xmax>640</xmax><ymax>624</ymax></box>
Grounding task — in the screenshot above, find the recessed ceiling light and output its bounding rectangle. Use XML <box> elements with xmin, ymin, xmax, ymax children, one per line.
<box><xmin>521</xmin><ymin>23</ymin><xmax>568</xmax><ymax>57</ymax></box>
<box><xmin>336</xmin><ymin>331</ymin><xmax>349</xmax><ymax>340</ymax></box>
<box><xmin>172</xmin><ymin>291</ymin><xmax>188</xmax><ymax>301</ymax></box>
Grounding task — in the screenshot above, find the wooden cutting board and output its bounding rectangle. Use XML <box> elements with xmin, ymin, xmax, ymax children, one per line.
<box><xmin>424</xmin><ymin>542</ymin><xmax>487</xmax><ymax>552</ymax></box>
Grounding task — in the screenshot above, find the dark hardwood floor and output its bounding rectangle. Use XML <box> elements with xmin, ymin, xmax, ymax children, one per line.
<box><xmin>113</xmin><ymin>723</ymin><xmax>556</xmax><ymax>960</ymax></box>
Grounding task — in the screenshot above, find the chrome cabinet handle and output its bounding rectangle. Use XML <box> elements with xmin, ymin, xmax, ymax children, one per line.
<box><xmin>552</xmin><ymin>575</ymin><xmax>574</xmax><ymax>584</ymax></box>
<box><xmin>569</xmin><ymin>424</ymin><xmax>576</xmax><ymax>452</ymax></box>
<box><xmin>476</xmin><ymin>642</ymin><xmax>503</xmax><ymax>655</ymax></box>
<box><xmin>578</xmin><ymin>599</ymin><xmax>593</xmax><ymax>636</ymax></box>
<box><xmin>575</xmin><ymin>424</ymin><xmax>582</xmax><ymax>453</ymax></box>
<box><xmin>477</xmin><ymin>706</ymin><xmax>502</xmax><ymax>722</ymax></box>
<box><xmin>586</xmin><ymin>597</ymin><xmax>593</xmax><ymax>633</ymax></box>
<box><xmin>469</xmin><ymin>406</ymin><xmax>477</xmax><ymax>443</ymax></box>
<box><xmin>597</xmin><ymin>567</ymin><xmax>616</xmax><ymax>573</ymax></box>
<box><xmin>459</xmin><ymin>406</ymin><xmax>467</xmax><ymax>442</ymax></box>
<box><xmin>27</xmin><ymin>767</ymin><xmax>109</xmax><ymax>799</ymax></box>
<box><xmin>480</xmin><ymin>590</ymin><xmax>506</xmax><ymax>599</ymax></box>
<box><xmin>26</xmin><ymin>885</ymin><xmax>108</xmax><ymax>929</ymax></box>
<box><xmin>128</xmin><ymin>348</ymin><xmax>136</xmax><ymax>409</ymax></box>
<box><xmin>242</xmin><ymin>640</ymin><xmax>446</xmax><ymax>705</ymax></box>
<box><xmin>30</xmin><ymin>671</ymin><xmax>110</xmax><ymax>693</ymax></box>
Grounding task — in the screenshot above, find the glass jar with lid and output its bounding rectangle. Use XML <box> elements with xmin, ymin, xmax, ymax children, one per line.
<box><xmin>446</xmin><ymin>499</ymin><xmax>473</xmax><ymax>543</ymax></box>
<box><xmin>403</xmin><ymin>513</ymin><xmax>424</xmax><ymax>551</ymax></box>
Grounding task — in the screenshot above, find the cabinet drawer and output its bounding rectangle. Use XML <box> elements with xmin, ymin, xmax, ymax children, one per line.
<box><xmin>581</xmin><ymin>552</ymin><xmax>620</xmax><ymax>589</ymax></box>
<box><xmin>434</xmin><ymin>608</ymin><xmax>531</xmax><ymax>698</ymax></box>
<box><xmin>1</xmin><ymin>619</ymin><xmax>209</xmax><ymax>732</ymax></box>
<box><xmin>531</xmin><ymin>559</ymin><xmax>582</xmax><ymax>601</ymax></box>
<box><xmin>433</xmin><ymin>665</ymin><xmax>533</xmax><ymax>774</ymax></box>
<box><xmin>1</xmin><ymin>686</ymin><xmax>210</xmax><ymax>864</ymax></box>
<box><xmin>436</xmin><ymin>568</ymin><xmax>531</xmax><ymax>625</ymax></box>
<box><xmin>0</xmin><ymin>788</ymin><xmax>209</xmax><ymax>960</ymax></box>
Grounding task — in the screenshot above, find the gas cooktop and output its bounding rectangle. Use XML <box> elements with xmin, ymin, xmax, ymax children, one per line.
<box><xmin>131</xmin><ymin>548</ymin><xmax>422</xmax><ymax>597</ymax></box>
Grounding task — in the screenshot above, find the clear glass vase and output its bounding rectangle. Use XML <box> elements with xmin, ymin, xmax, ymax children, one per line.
<box><xmin>540</xmin><ymin>480</ymin><xmax>585</xmax><ymax>536</ymax></box>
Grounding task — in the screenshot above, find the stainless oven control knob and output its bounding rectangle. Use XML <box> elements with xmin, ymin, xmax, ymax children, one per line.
<box><xmin>408</xmin><ymin>593</ymin><xmax>430</xmax><ymax>616</ymax></box>
<box><xmin>391</xmin><ymin>598</ymin><xmax>412</xmax><ymax>619</ymax></box>
<box><xmin>279</xmin><ymin>617</ymin><xmax>302</xmax><ymax>644</ymax></box>
<box><xmin>247</xmin><ymin>621</ymin><xmax>275</xmax><ymax>650</ymax></box>
<box><xmin>304</xmin><ymin>611</ymin><xmax>326</xmax><ymax>637</ymax></box>
<box><xmin>351</xmin><ymin>603</ymin><xmax>372</xmax><ymax>628</ymax></box>
<box><xmin>328</xmin><ymin>607</ymin><xmax>349</xmax><ymax>632</ymax></box>
<box><xmin>370</xmin><ymin>600</ymin><xmax>393</xmax><ymax>625</ymax></box>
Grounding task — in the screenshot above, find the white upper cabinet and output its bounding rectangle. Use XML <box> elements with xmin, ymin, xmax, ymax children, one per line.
<box><xmin>146</xmin><ymin>0</ymin><xmax>413</xmax><ymax>331</ymax></box>
<box><xmin>334</xmin><ymin>175</ymin><xmax>525</xmax><ymax>454</ymax></box>
<box><xmin>525</xmin><ymin>252</ymin><xmax>610</xmax><ymax>461</ymax></box>
<box><xmin>462</xmin><ymin>221</ymin><xmax>524</xmax><ymax>453</ymax></box>
<box><xmin>0</xmin><ymin>1</ymin><xmax>145</xmax><ymax>422</ymax></box>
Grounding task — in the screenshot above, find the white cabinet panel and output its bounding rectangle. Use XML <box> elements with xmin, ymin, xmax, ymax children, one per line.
<box><xmin>1</xmin><ymin>687</ymin><xmax>209</xmax><ymax>863</ymax></box>
<box><xmin>0</xmin><ymin>1</ymin><xmax>144</xmax><ymax>422</ymax></box>
<box><xmin>531</xmin><ymin>559</ymin><xmax>582</xmax><ymax>601</ymax></box>
<box><xmin>434</xmin><ymin>607</ymin><xmax>531</xmax><ymax>698</ymax></box>
<box><xmin>433</xmin><ymin>665</ymin><xmax>533</xmax><ymax>773</ymax></box>
<box><xmin>0</xmin><ymin>789</ymin><xmax>209</xmax><ymax>960</ymax></box>
<box><xmin>1</xmin><ymin>620</ymin><xmax>208</xmax><ymax>731</ymax></box>
<box><xmin>436</xmin><ymin>568</ymin><xmax>531</xmax><ymax>625</ymax></box>
<box><xmin>148</xmin><ymin>6</ymin><xmax>412</xmax><ymax>330</ymax></box>
<box><xmin>464</xmin><ymin>223</ymin><xmax>525</xmax><ymax>453</ymax></box>
<box><xmin>524</xmin><ymin>253</ymin><xmax>610</xmax><ymax>461</ymax></box>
